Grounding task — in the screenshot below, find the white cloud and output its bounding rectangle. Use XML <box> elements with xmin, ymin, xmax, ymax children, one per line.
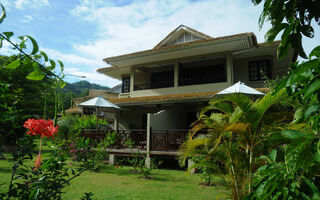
<box><xmin>69</xmin><ymin>0</ymin><xmax>271</xmax><ymax>61</ymax></box>
<box><xmin>64</xmin><ymin>67</ymin><xmax>120</xmax><ymax>87</ymax></box>
<box><xmin>0</xmin><ymin>0</ymin><xmax>50</xmax><ymax>10</ymax></box>
<box><xmin>66</xmin><ymin>0</ymin><xmax>275</xmax><ymax>87</ymax></box>
<box><xmin>42</xmin><ymin>48</ymin><xmax>104</xmax><ymax>67</ymax></box>
<box><xmin>20</xmin><ymin>15</ymin><xmax>34</xmax><ymax>23</ymax></box>
<box><xmin>41</xmin><ymin>47</ymin><xmax>119</xmax><ymax>87</ymax></box>
<box><xmin>15</xmin><ymin>0</ymin><xmax>50</xmax><ymax>9</ymax></box>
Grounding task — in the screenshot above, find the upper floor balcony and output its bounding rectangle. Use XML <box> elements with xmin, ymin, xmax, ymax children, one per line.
<box><xmin>120</xmin><ymin>57</ymin><xmax>231</xmax><ymax>97</ymax></box>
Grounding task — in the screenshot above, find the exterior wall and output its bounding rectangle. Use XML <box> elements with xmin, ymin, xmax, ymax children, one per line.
<box><xmin>130</xmin><ymin>82</ymin><xmax>230</xmax><ymax>97</ymax></box>
<box><xmin>150</xmin><ymin>106</ymin><xmax>187</xmax><ymax>130</ymax></box>
<box><xmin>118</xmin><ymin>48</ymin><xmax>291</xmax><ymax>98</ymax></box>
<box><xmin>233</xmin><ymin>55</ymin><xmax>272</xmax><ymax>88</ymax></box>
<box><xmin>233</xmin><ymin>53</ymin><xmax>290</xmax><ymax>88</ymax></box>
<box><xmin>118</xmin><ymin>109</ymin><xmax>144</xmax><ymax>130</ymax></box>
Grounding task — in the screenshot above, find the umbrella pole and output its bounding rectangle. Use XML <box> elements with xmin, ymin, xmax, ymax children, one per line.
<box><xmin>96</xmin><ymin>107</ymin><xmax>99</xmax><ymax>129</ymax></box>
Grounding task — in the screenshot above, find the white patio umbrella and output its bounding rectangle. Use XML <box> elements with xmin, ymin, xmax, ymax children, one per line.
<box><xmin>215</xmin><ymin>81</ymin><xmax>265</xmax><ymax>96</ymax></box>
<box><xmin>79</xmin><ymin>96</ymin><xmax>120</xmax><ymax>128</ymax></box>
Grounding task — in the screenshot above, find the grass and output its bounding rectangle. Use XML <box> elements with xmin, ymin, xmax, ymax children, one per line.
<box><xmin>61</xmin><ymin>166</ymin><xmax>229</xmax><ymax>200</ymax></box>
<box><xmin>0</xmin><ymin>140</ymin><xmax>229</xmax><ymax>200</ymax></box>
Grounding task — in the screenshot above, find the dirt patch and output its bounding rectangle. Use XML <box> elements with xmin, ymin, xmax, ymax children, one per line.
<box><xmin>138</xmin><ymin>176</ymin><xmax>153</xmax><ymax>180</ymax></box>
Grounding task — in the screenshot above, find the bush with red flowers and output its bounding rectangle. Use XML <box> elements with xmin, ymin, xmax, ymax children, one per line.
<box><xmin>23</xmin><ymin>118</ymin><xmax>59</xmax><ymax>139</ymax></box>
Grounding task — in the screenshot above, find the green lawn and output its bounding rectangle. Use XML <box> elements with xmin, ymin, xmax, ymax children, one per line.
<box><xmin>0</xmin><ymin>155</ymin><xmax>229</xmax><ymax>200</ymax></box>
<box><xmin>0</xmin><ymin>139</ymin><xmax>229</xmax><ymax>199</ymax></box>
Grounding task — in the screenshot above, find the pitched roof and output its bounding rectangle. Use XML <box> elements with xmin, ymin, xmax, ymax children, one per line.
<box><xmin>65</xmin><ymin>106</ymin><xmax>82</xmax><ymax>114</ymax></box>
<box><xmin>153</xmin><ymin>25</ymin><xmax>213</xmax><ymax>49</ymax></box>
<box><xmin>101</xmin><ymin>32</ymin><xmax>256</xmax><ymax>65</ymax></box>
<box><xmin>108</xmin><ymin>89</ymin><xmax>269</xmax><ymax>106</ymax></box>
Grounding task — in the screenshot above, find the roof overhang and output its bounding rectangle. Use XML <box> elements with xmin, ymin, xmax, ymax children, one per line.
<box><xmin>98</xmin><ymin>33</ymin><xmax>257</xmax><ymax>79</ymax></box>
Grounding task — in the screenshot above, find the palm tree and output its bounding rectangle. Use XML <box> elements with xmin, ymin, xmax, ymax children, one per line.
<box><xmin>179</xmin><ymin>89</ymin><xmax>298</xmax><ymax>200</ymax></box>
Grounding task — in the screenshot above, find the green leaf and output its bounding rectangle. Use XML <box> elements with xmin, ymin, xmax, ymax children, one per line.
<box><xmin>58</xmin><ymin>60</ymin><xmax>64</xmax><ymax>72</ymax></box>
<box><xmin>26</xmin><ymin>66</ymin><xmax>45</xmax><ymax>81</ymax></box>
<box><xmin>47</xmin><ymin>59</ymin><xmax>56</xmax><ymax>71</ymax></box>
<box><xmin>303</xmin><ymin>104</ymin><xmax>320</xmax><ymax>120</ymax></box>
<box><xmin>281</xmin><ymin>130</ymin><xmax>304</xmax><ymax>139</ymax></box>
<box><xmin>265</xmin><ymin>23</ymin><xmax>288</xmax><ymax>42</ymax></box>
<box><xmin>5</xmin><ymin>59</ymin><xmax>20</xmax><ymax>69</ymax></box>
<box><xmin>0</xmin><ymin>38</ymin><xmax>2</xmax><ymax>48</ymax></box>
<box><xmin>304</xmin><ymin>78</ymin><xmax>320</xmax><ymax>99</ymax></box>
<box><xmin>18</xmin><ymin>36</ymin><xmax>27</xmax><ymax>49</ymax></box>
<box><xmin>309</xmin><ymin>46</ymin><xmax>320</xmax><ymax>59</ymax></box>
<box><xmin>0</xmin><ymin>4</ymin><xmax>6</xmax><ymax>24</ymax></box>
<box><xmin>277</xmin><ymin>25</ymin><xmax>293</xmax><ymax>59</ymax></box>
<box><xmin>270</xmin><ymin>150</ymin><xmax>277</xmax><ymax>162</ymax></box>
<box><xmin>60</xmin><ymin>80</ymin><xmax>66</xmax><ymax>88</ymax></box>
<box><xmin>3</xmin><ymin>31</ymin><xmax>13</xmax><ymax>39</ymax></box>
<box><xmin>301</xmin><ymin>25</ymin><xmax>314</xmax><ymax>38</ymax></box>
<box><xmin>40</xmin><ymin>51</ymin><xmax>48</xmax><ymax>62</ymax></box>
<box><xmin>313</xmin><ymin>152</ymin><xmax>320</xmax><ymax>163</ymax></box>
<box><xmin>26</xmin><ymin>35</ymin><xmax>39</xmax><ymax>54</ymax></box>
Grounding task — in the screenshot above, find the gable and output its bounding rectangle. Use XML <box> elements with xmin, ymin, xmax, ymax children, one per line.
<box><xmin>154</xmin><ymin>25</ymin><xmax>212</xmax><ymax>49</ymax></box>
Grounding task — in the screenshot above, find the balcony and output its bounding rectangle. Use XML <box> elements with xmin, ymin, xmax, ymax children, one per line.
<box><xmin>134</xmin><ymin>80</ymin><xmax>174</xmax><ymax>91</ymax></box>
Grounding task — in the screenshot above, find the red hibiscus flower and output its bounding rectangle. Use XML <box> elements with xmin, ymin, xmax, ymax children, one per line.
<box><xmin>24</xmin><ymin>118</ymin><xmax>59</xmax><ymax>170</ymax></box>
<box><xmin>23</xmin><ymin>119</ymin><xmax>59</xmax><ymax>139</ymax></box>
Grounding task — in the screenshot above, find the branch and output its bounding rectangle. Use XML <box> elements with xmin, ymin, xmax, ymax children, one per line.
<box><xmin>0</xmin><ymin>33</ymin><xmax>63</xmax><ymax>81</ymax></box>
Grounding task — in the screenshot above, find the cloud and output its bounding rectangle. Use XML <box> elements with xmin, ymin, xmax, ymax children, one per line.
<box><xmin>64</xmin><ymin>67</ymin><xmax>120</xmax><ymax>87</ymax></box>
<box><xmin>42</xmin><ymin>48</ymin><xmax>103</xmax><ymax>66</ymax></box>
<box><xmin>69</xmin><ymin>0</ymin><xmax>271</xmax><ymax>62</ymax></box>
<box><xmin>41</xmin><ymin>47</ymin><xmax>119</xmax><ymax>87</ymax></box>
<box><xmin>20</xmin><ymin>15</ymin><xmax>34</xmax><ymax>23</ymax></box>
<box><xmin>15</xmin><ymin>0</ymin><xmax>50</xmax><ymax>9</ymax></box>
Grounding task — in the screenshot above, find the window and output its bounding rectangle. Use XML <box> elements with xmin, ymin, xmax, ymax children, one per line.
<box><xmin>248</xmin><ymin>60</ymin><xmax>271</xmax><ymax>81</ymax></box>
<box><xmin>178</xmin><ymin>59</ymin><xmax>226</xmax><ymax>86</ymax></box>
<box><xmin>151</xmin><ymin>70</ymin><xmax>174</xmax><ymax>89</ymax></box>
<box><xmin>169</xmin><ymin>32</ymin><xmax>202</xmax><ymax>45</ymax></box>
<box><xmin>122</xmin><ymin>77</ymin><xmax>130</xmax><ymax>93</ymax></box>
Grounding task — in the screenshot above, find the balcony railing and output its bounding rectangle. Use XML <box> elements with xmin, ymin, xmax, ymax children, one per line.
<box><xmin>82</xmin><ymin>128</ymin><xmax>207</xmax><ymax>152</ymax></box>
<box><xmin>179</xmin><ymin>75</ymin><xmax>226</xmax><ymax>86</ymax></box>
<box><xmin>134</xmin><ymin>80</ymin><xmax>174</xmax><ymax>91</ymax></box>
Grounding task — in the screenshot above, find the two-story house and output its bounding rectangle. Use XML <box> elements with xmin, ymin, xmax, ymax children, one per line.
<box><xmin>97</xmin><ymin>25</ymin><xmax>295</xmax><ymax>159</ymax></box>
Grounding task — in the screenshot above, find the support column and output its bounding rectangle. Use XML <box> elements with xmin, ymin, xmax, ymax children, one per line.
<box><xmin>174</xmin><ymin>62</ymin><xmax>179</xmax><ymax>87</ymax></box>
<box><xmin>188</xmin><ymin>159</ymin><xmax>196</xmax><ymax>174</ymax></box>
<box><xmin>226</xmin><ymin>53</ymin><xmax>234</xmax><ymax>84</ymax></box>
<box><xmin>145</xmin><ymin>113</ymin><xmax>151</xmax><ymax>168</ymax></box>
<box><xmin>109</xmin><ymin>154</ymin><xmax>117</xmax><ymax>166</ymax></box>
<box><xmin>130</xmin><ymin>66</ymin><xmax>135</xmax><ymax>93</ymax></box>
<box><xmin>113</xmin><ymin>112</ymin><xmax>119</xmax><ymax>131</ymax></box>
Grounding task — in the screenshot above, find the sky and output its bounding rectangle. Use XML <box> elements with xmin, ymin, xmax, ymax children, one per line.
<box><xmin>0</xmin><ymin>0</ymin><xmax>318</xmax><ymax>87</ymax></box>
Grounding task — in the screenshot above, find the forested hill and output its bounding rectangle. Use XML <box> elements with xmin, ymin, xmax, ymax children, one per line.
<box><xmin>62</xmin><ymin>81</ymin><xmax>110</xmax><ymax>97</ymax></box>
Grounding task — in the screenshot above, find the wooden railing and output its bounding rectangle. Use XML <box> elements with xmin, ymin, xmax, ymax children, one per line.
<box><xmin>151</xmin><ymin>129</ymin><xmax>188</xmax><ymax>151</ymax></box>
<box><xmin>82</xmin><ymin>128</ymin><xmax>207</xmax><ymax>152</ymax></box>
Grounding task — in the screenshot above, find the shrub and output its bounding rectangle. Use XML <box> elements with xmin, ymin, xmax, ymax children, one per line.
<box><xmin>126</xmin><ymin>151</ymin><xmax>161</xmax><ymax>179</ymax></box>
<box><xmin>69</xmin><ymin>137</ymin><xmax>105</xmax><ymax>172</ymax></box>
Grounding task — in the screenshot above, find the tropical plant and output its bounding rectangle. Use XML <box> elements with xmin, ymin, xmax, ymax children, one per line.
<box><xmin>245</xmin><ymin>129</ymin><xmax>320</xmax><ymax>200</ymax></box>
<box><xmin>126</xmin><ymin>151</ymin><xmax>161</xmax><ymax>179</ymax></box>
<box><xmin>179</xmin><ymin>90</ymin><xmax>300</xmax><ymax>199</ymax></box>
<box><xmin>246</xmin><ymin>1</ymin><xmax>320</xmax><ymax>198</ymax></box>
<box><xmin>252</xmin><ymin>0</ymin><xmax>319</xmax><ymax>60</ymax></box>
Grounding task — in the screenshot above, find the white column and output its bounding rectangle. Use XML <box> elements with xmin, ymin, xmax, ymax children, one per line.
<box><xmin>188</xmin><ymin>159</ymin><xmax>196</xmax><ymax>174</ymax></box>
<box><xmin>226</xmin><ymin>53</ymin><xmax>234</xmax><ymax>84</ymax></box>
<box><xmin>174</xmin><ymin>62</ymin><xmax>179</xmax><ymax>87</ymax></box>
<box><xmin>113</xmin><ymin>112</ymin><xmax>119</xmax><ymax>131</ymax></box>
<box><xmin>146</xmin><ymin>113</ymin><xmax>151</xmax><ymax>155</ymax></box>
<box><xmin>145</xmin><ymin>113</ymin><xmax>151</xmax><ymax>168</ymax></box>
<box><xmin>109</xmin><ymin>154</ymin><xmax>117</xmax><ymax>166</ymax></box>
<box><xmin>130</xmin><ymin>66</ymin><xmax>135</xmax><ymax>92</ymax></box>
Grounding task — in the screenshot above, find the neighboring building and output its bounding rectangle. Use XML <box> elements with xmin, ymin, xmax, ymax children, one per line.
<box><xmin>65</xmin><ymin>85</ymin><xmax>121</xmax><ymax>120</ymax></box>
<box><xmin>96</xmin><ymin>25</ymin><xmax>295</xmax><ymax>157</ymax></box>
